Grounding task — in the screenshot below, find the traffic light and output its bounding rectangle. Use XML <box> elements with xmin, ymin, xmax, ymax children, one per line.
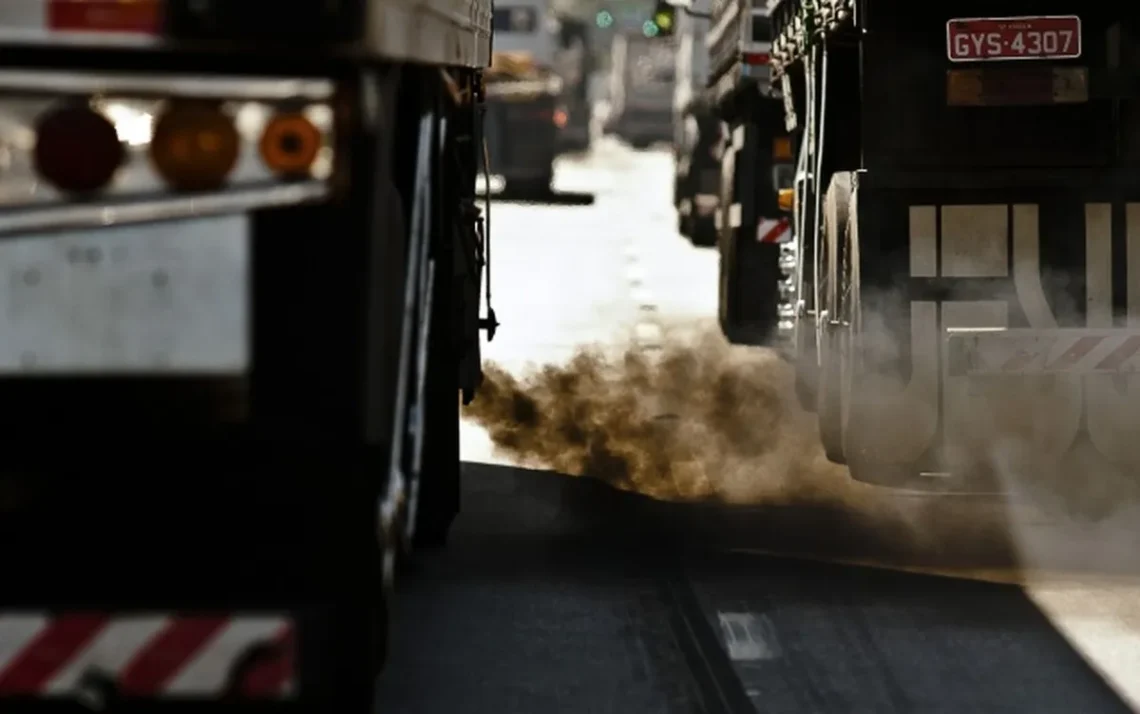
<box><xmin>645</xmin><ymin>0</ymin><xmax>675</xmax><ymax>37</ymax></box>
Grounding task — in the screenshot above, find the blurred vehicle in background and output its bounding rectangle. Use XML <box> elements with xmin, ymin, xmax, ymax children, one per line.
<box><xmin>0</xmin><ymin>0</ymin><xmax>493</xmax><ymax>709</ymax></box>
<box><xmin>483</xmin><ymin>0</ymin><xmax>563</xmax><ymax>194</ymax></box>
<box><xmin>669</xmin><ymin>0</ymin><xmax>721</xmax><ymax>247</ymax></box>
<box><xmin>605</xmin><ymin>28</ymin><xmax>676</xmax><ymax>148</ymax></box>
<box><xmin>707</xmin><ymin>0</ymin><xmax>791</xmax><ymax>345</ymax></box>
<box><xmin>552</xmin><ymin>14</ymin><xmax>593</xmax><ymax>154</ymax></box>
<box><xmin>659</xmin><ymin>0</ymin><xmax>789</xmax><ymax>341</ymax></box>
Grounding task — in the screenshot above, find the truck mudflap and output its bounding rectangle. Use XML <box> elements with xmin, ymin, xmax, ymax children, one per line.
<box><xmin>0</xmin><ymin>611</ymin><xmax>295</xmax><ymax>704</ymax></box>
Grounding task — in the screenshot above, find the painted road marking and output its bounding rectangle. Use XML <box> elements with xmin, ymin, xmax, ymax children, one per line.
<box><xmin>717</xmin><ymin>611</ymin><xmax>782</xmax><ymax>661</ymax></box>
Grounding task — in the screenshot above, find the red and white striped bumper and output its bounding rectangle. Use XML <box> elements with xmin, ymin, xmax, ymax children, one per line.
<box><xmin>0</xmin><ymin>612</ymin><xmax>295</xmax><ymax>700</ymax></box>
<box><xmin>756</xmin><ymin>217</ymin><xmax>792</xmax><ymax>244</ymax></box>
<box><xmin>946</xmin><ymin>328</ymin><xmax>1140</xmax><ymax>376</ymax></box>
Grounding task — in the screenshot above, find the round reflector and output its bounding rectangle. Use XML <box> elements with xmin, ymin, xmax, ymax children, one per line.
<box><xmin>34</xmin><ymin>104</ymin><xmax>124</xmax><ymax>194</ymax></box>
<box><xmin>259</xmin><ymin>113</ymin><xmax>321</xmax><ymax>178</ymax></box>
<box><xmin>149</xmin><ymin>101</ymin><xmax>240</xmax><ymax>192</ymax></box>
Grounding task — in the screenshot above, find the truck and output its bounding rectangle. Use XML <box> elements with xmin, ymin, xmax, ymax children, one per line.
<box><xmin>483</xmin><ymin>0</ymin><xmax>563</xmax><ymax>195</ymax></box>
<box><xmin>606</xmin><ymin>29</ymin><xmax>677</xmax><ymax>148</ymax></box>
<box><xmin>0</xmin><ymin>0</ymin><xmax>493</xmax><ymax>710</ymax></box>
<box><xmin>670</xmin><ymin>0</ymin><xmax>724</xmax><ymax>247</ymax></box>
<box><xmin>703</xmin><ymin>0</ymin><xmax>796</xmax><ymax>345</ymax></box>
<box><xmin>768</xmin><ymin>0</ymin><xmax>1140</xmax><ymax>494</ymax></box>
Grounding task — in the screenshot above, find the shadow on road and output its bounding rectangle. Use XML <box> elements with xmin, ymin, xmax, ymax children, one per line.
<box><xmin>478</xmin><ymin>188</ymin><xmax>596</xmax><ymax>206</ymax></box>
<box><xmin>375</xmin><ymin>461</ymin><xmax>1132</xmax><ymax>714</ymax></box>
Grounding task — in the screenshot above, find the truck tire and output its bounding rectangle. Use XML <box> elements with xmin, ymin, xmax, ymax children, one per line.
<box><xmin>718</xmin><ymin>222</ymin><xmax>780</xmax><ymax>345</ymax></box>
<box><xmin>816</xmin><ymin>172</ymin><xmax>853</xmax><ymax>464</ymax></box>
<box><xmin>408</xmin><ymin>93</ymin><xmax>464</xmax><ymax>550</ymax></box>
<box><xmin>690</xmin><ymin>215</ymin><xmax>717</xmax><ymax>248</ymax></box>
<box><xmin>411</xmin><ymin>253</ymin><xmax>460</xmax><ymax>549</ymax></box>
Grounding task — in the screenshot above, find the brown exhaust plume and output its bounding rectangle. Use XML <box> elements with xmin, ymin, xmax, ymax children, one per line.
<box><xmin>461</xmin><ymin>324</ymin><xmax>1140</xmax><ymax>575</ymax></box>
<box><xmin>462</xmin><ymin>328</ymin><xmax>852</xmax><ymax>506</ymax></box>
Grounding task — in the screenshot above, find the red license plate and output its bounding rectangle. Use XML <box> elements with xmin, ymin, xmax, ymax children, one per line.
<box><xmin>48</xmin><ymin>0</ymin><xmax>162</xmax><ymax>34</ymax></box>
<box><xmin>947</xmin><ymin>15</ymin><xmax>1081</xmax><ymax>62</ymax></box>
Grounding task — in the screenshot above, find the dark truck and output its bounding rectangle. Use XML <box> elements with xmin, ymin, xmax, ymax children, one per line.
<box><xmin>668</xmin><ymin>0</ymin><xmax>724</xmax><ymax>247</ymax></box>
<box><xmin>482</xmin><ymin>0</ymin><xmax>563</xmax><ymax>195</ymax></box>
<box><xmin>0</xmin><ymin>0</ymin><xmax>493</xmax><ymax>710</ymax></box>
<box><xmin>680</xmin><ymin>0</ymin><xmax>794</xmax><ymax>342</ymax></box>
<box><xmin>660</xmin><ymin>0</ymin><xmax>793</xmax><ymax>335</ymax></box>
<box><xmin>771</xmin><ymin>0</ymin><xmax>1140</xmax><ymax>495</ymax></box>
<box><xmin>483</xmin><ymin>52</ymin><xmax>562</xmax><ymax>196</ymax></box>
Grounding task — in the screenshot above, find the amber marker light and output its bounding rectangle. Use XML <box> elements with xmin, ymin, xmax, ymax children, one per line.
<box><xmin>149</xmin><ymin>100</ymin><xmax>240</xmax><ymax>192</ymax></box>
<box><xmin>772</xmin><ymin>136</ymin><xmax>793</xmax><ymax>161</ymax></box>
<box><xmin>259</xmin><ymin>112</ymin><xmax>322</xmax><ymax>179</ymax></box>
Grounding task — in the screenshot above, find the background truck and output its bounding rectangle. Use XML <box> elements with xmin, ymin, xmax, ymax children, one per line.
<box><xmin>770</xmin><ymin>0</ymin><xmax>1140</xmax><ymax>495</ymax></box>
<box><xmin>483</xmin><ymin>0</ymin><xmax>564</xmax><ymax>195</ymax></box>
<box><xmin>669</xmin><ymin>0</ymin><xmax>724</xmax><ymax>247</ymax></box>
<box><xmin>0</xmin><ymin>0</ymin><xmax>492</xmax><ymax>710</ymax></box>
<box><xmin>684</xmin><ymin>0</ymin><xmax>793</xmax><ymax>345</ymax></box>
<box><xmin>605</xmin><ymin>29</ymin><xmax>677</xmax><ymax>148</ymax></box>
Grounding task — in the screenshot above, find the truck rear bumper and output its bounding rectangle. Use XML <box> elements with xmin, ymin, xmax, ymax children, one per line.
<box><xmin>482</xmin><ymin>95</ymin><xmax>558</xmax><ymax>181</ymax></box>
<box><xmin>947</xmin><ymin>328</ymin><xmax>1140</xmax><ymax>376</ymax></box>
<box><xmin>0</xmin><ymin>438</ymin><xmax>390</xmax><ymax>711</ymax></box>
<box><xmin>0</xmin><ymin>610</ymin><xmax>296</xmax><ymax>705</ymax></box>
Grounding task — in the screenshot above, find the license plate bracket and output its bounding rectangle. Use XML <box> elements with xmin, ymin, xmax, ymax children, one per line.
<box><xmin>947</xmin><ymin>15</ymin><xmax>1082</xmax><ymax>63</ymax></box>
<box><xmin>0</xmin><ymin>215</ymin><xmax>249</xmax><ymax>374</ymax></box>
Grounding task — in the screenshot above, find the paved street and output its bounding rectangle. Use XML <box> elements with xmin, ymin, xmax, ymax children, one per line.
<box><xmin>378</xmin><ymin>138</ymin><xmax>1140</xmax><ymax>713</ymax></box>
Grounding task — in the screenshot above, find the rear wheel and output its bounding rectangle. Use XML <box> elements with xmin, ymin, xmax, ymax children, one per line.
<box><xmin>690</xmin><ymin>215</ymin><xmax>717</xmax><ymax>247</ymax></box>
<box><xmin>411</xmin><ymin>237</ymin><xmax>460</xmax><ymax>548</ymax></box>
<box><xmin>718</xmin><ymin>227</ymin><xmax>779</xmax><ymax>344</ymax></box>
<box><xmin>817</xmin><ymin>172</ymin><xmax>853</xmax><ymax>464</ymax></box>
<box><xmin>405</xmin><ymin>90</ymin><xmax>463</xmax><ymax>551</ymax></box>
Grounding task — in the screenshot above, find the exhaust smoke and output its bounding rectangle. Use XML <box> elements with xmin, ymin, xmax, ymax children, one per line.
<box><xmin>463</xmin><ymin>327</ymin><xmax>847</xmax><ymax>505</ymax></box>
<box><xmin>462</xmin><ymin>315</ymin><xmax>1140</xmax><ymax>577</ymax></box>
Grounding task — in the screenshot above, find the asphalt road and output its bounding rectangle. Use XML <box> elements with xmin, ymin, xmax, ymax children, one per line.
<box><xmin>375</xmin><ymin>138</ymin><xmax>1140</xmax><ymax>713</ymax></box>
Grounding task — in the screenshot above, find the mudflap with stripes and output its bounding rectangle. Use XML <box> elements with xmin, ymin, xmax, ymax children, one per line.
<box><xmin>0</xmin><ymin>440</ymin><xmax>388</xmax><ymax>711</ymax></box>
<box><xmin>842</xmin><ymin>173</ymin><xmax>1140</xmax><ymax>493</ymax></box>
<box><xmin>0</xmin><ymin>612</ymin><xmax>295</xmax><ymax>703</ymax></box>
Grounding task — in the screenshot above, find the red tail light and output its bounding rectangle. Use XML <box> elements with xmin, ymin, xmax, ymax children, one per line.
<box><xmin>743</xmin><ymin>52</ymin><xmax>770</xmax><ymax>65</ymax></box>
<box><xmin>48</xmin><ymin>0</ymin><xmax>163</xmax><ymax>34</ymax></box>
<box><xmin>33</xmin><ymin>104</ymin><xmax>125</xmax><ymax>194</ymax></box>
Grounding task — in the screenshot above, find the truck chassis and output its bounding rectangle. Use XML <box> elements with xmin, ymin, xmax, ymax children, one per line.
<box><xmin>771</xmin><ymin>0</ymin><xmax>1140</xmax><ymax>495</ymax></box>
<box><xmin>0</xmin><ymin>1</ymin><xmax>493</xmax><ymax>709</ymax></box>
